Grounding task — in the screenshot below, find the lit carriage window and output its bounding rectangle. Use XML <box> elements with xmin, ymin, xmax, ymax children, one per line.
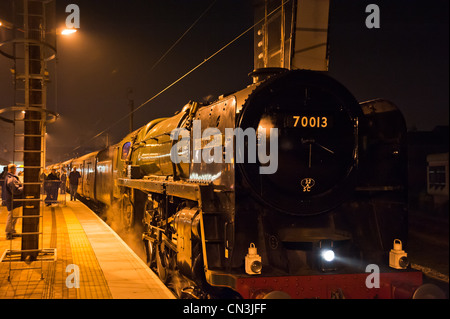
<box><xmin>122</xmin><ymin>142</ymin><xmax>131</xmax><ymax>160</ymax></box>
<box><xmin>429</xmin><ymin>165</ymin><xmax>446</xmax><ymax>189</ymax></box>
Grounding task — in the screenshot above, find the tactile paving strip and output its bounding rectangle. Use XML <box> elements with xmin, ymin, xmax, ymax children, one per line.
<box><xmin>63</xmin><ymin>207</ymin><xmax>113</xmax><ymax>299</ymax></box>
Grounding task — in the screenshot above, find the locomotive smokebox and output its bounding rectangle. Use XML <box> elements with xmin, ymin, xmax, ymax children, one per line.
<box><xmin>238</xmin><ymin>69</ymin><xmax>364</xmax><ymax>216</ymax></box>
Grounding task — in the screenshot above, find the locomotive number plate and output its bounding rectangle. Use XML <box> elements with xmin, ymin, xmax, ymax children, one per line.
<box><xmin>292</xmin><ymin>115</ymin><xmax>329</xmax><ymax>128</ymax></box>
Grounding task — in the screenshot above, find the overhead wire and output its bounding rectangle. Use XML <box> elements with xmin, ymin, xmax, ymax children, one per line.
<box><xmin>149</xmin><ymin>0</ymin><xmax>218</xmax><ymax>73</ymax></box>
<box><xmin>72</xmin><ymin>0</ymin><xmax>290</xmax><ymax>153</ymax></box>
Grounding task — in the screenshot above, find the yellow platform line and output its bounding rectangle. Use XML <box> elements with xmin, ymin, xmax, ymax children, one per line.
<box><xmin>41</xmin><ymin>206</ymin><xmax>77</xmax><ymax>299</ymax></box>
<box><xmin>64</xmin><ymin>207</ymin><xmax>112</xmax><ymax>299</ymax></box>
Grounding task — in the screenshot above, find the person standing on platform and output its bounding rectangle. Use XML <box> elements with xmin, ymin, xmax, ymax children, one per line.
<box><xmin>4</xmin><ymin>164</ymin><xmax>23</xmax><ymax>240</ymax></box>
<box><xmin>68</xmin><ymin>166</ymin><xmax>81</xmax><ymax>201</ymax></box>
<box><xmin>0</xmin><ymin>166</ymin><xmax>7</xmax><ymax>206</ymax></box>
<box><xmin>60</xmin><ymin>169</ymin><xmax>67</xmax><ymax>194</ymax></box>
<box><xmin>39</xmin><ymin>169</ymin><xmax>47</xmax><ymax>195</ymax></box>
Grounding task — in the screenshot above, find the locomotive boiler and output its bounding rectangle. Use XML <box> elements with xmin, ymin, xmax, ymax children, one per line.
<box><xmin>54</xmin><ymin>69</ymin><xmax>430</xmax><ymax>299</ymax></box>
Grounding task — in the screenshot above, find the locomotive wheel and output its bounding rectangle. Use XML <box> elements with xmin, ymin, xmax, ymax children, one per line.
<box><xmin>121</xmin><ymin>193</ymin><xmax>134</xmax><ymax>231</ymax></box>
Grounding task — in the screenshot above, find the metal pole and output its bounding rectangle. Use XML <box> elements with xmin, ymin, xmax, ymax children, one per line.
<box><xmin>128</xmin><ymin>88</ymin><xmax>134</xmax><ymax>134</ymax></box>
<box><xmin>280</xmin><ymin>0</ymin><xmax>286</xmax><ymax>68</ymax></box>
<box><xmin>21</xmin><ymin>0</ymin><xmax>44</xmax><ymax>261</ymax></box>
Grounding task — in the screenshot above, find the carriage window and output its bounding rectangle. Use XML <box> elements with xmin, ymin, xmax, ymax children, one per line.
<box><xmin>122</xmin><ymin>142</ymin><xmax>131</xmax><ymax>160</ymax></box>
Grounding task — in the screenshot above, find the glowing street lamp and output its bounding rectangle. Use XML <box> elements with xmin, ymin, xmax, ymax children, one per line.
<box><xmin>61</xmin><ymin>28</ymin><xmax>77</xmax><ymax>35</ymax></box>
<box><xmin>0</xmin><ymin>19</ymin><xmax>14</xmax><ymax>29</ymax></box>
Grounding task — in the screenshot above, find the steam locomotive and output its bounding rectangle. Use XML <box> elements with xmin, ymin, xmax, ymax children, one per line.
<box><xmin>51</xmin><ymin>68</ymin><xmax>429</xmax><ymax>299</ymax></box>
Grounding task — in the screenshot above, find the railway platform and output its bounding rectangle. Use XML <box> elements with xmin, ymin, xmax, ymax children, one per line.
<box><xmin>0</xmin><ymin>195</ymin><xmax>175</xmax><ymax>299</ymax></box>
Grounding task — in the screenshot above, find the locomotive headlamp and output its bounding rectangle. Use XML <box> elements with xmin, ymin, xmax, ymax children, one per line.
<box><xmin>251</xmin><ymin>260</ymin><xmax>263</xmax><ymax>274</ymax></box>
<box><xmin>245</xmin><ymin>243</ymin><xmax>262</xmax><ymax>275</ymax></box>
<box><xmin>318</xmin><ymin>240</ymin><xmax>337</xmax><ymax>272</ymax></box>
<box><xmin>321</xmin><ymin>249</ymin><xmax>335</xmax><ymax>262</ymax></box>
<box><xmin>389</xmin><ymin>239</ymin><xmax>409</xmax><ymax>269</ymax></box>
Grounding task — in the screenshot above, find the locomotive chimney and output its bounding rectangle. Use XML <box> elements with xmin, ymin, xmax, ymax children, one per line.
<box><xmin>249</xmin><ymin>67</ymin><xmax>287</xmax><ymax>83</ymax></box>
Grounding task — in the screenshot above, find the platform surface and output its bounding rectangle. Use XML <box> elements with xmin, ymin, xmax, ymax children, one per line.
<box><xmin>0</xmin><ymin>195</ymin><xmax>175</xmax><ymax>299</ymax></box>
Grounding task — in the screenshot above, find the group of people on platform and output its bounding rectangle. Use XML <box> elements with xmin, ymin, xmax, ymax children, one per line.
<box><xmin>41</xmin><ymin>166</ymin><xmax>81</xmax><ymax>204</ymax></box>
<box><xmin>1</xmin><ymin>164</ymin><xmax>81</xmax><ymax>239</ymax></box>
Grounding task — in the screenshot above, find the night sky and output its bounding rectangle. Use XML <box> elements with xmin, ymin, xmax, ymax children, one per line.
<box><xmin>0</xmin><ymin>0</ymin><xmax>448</xmax><ymax>163</ymax></box>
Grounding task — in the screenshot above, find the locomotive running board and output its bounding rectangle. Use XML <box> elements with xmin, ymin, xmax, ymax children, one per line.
<box><xmin>117</xmin><ymin>178</ymin><xmax>209</xmax><ymax>202</ymax></box>
<box><xmin>118</xmin><ymin>178</ymin><xmax>165</xmax><ymax>194</ymax></box>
